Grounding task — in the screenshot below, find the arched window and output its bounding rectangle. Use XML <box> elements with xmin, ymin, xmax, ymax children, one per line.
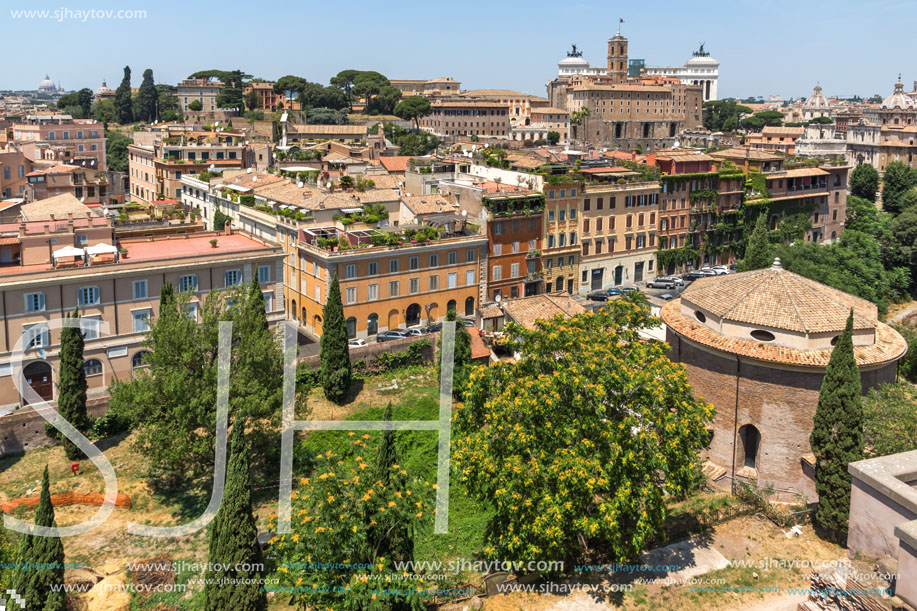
<box><xmin>465</xmin><ymin>296</ymin><xmax>475</xmax><ymax>317</ymax></box>
<box><xmin>83</xmin><ymin>359</ymin><xmax>103</xmax><ymax>376</ymax></box>
<box><xmin>291</xmin><ymin>299</ymin><xmax>297</xmax><ymax>320</ymax></box>
<box><xmin>446</xmin><ymin>299</ymin><xmax>457</xmax><ymax>314</ymax></box>
<box><xmin>132</xmin><ymin>351</ymin><xmax>150</xmax><ymax>369</ymax></box>
<box><xmin>346</xmin><ymin>317</ymin><xmax>357</xmax><ymax>339</ymax></box>
<box><xmin>406</xmin><ymin>303</ymin><xmax>421</xmax><ymax>327</ymax></box>
<box><xmin>367</xmin><ymin>313</ymin><xmax>379</xmax><ymax>336</ymax></box>
<box><xmin>739</xmin><ymin>425</ymin><xmax>761</xmax><ymax>470</ymax></box>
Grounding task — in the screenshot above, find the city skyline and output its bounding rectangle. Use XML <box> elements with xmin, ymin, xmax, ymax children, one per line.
<box><xmin>2</xmin><ymin>0</ymin><xmax>913</xmax><ymax>100</ymax></box>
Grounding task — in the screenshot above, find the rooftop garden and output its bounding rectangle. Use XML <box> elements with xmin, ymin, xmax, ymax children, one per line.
<box><xmin>333</xmin><ymin>203</ymin><xmax>388</xmax><ymax>226</ymax></box>
<box><xmin>481</xmin><ymin>193</ymin><xmax>546</xmax><ymax>216</ymax></box>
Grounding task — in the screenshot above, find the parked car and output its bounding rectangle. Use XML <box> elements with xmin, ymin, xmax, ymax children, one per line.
<box><xmin>405</xmin><ymin>328</ymin><xmax>426</xmax><ymax>337</ymax></box>
<box><xmin>621</xmin><ymin>286</ymin><xmax>640</xmax><ymax>294</ymax></box>
<box><xmin>424</xmin><ymin>322</ymin><xmax>443</xmax><ymax>333</ymax></box>
<box><xmin>664</xmin><ymin>276</ymin><xmax>685</xmax><ymax>286</ymax></box>
<box><xmin>588</xmin><ymin>291</ymin><xmax>611</xmax><ymax>301</ymax></box>
<box><xmin>348</xmin><ymin>339</ymin><xmax>367</xmax><ymax>348</ymax></box>
<box><xmin>463</xmin><ymin>318</ymin><xmax>476</xmax><ymax>327</ymax></box>
<box><xmin>376</xmin><ymin>330</ymin><xmax>408</xmax><ymax>342</ymax></box>
<box><xmin>606</xmin><ymin>287</ymin><xmax>623</xmax><ymax>296</ymax></box>
<box><xmin>709</xmin><ymin>266</ymin><xmax>730</xmax><ymax>275</ymax></box>
<box><xmin>646</xmin><ymin>277</ymin><xmax>677</xmax><ymax>289</ymax></box>
<box><xmin>686</xmin><ymin>270</ymin><xmax>707</xmax><ymax>280</ymax></box>
<box><xmin>699</xmin><ymin>268</ymin><xmax>718</xmax><ymax>276</ymax></box>
<box><xmin>658</xmin><ymin>293</ymin><xmax>676</xmax><ymax>301</ymax></box>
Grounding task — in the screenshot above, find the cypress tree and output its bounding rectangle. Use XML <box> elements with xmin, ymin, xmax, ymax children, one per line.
<box><xmin>439</xmin><ymin>310</ymin><xmax>472</xmax><ymax>399</ymax></box>
<box><xmin>114</xmin><ymin>66</ymin><xmax>133</xmax><ymax>125</ymax></box>
<box><xmin>57</xmin><ymin>308</ymin><xmax>90</xmax><ymax>460</ymax></box>
<box><xmin>371</xmin><ymin>403</ymin><xmax>413</xmax><ymax>564</ymax></box>
<box><xmin>811</xmin><ymin>311</ymin><xmax>863</xmax><ymax>544</ymax></box>
<box><xmin>137</xmin><ymin>68</ymin><xmax>158</xmax><ymax>123</ymax></box>
<box><xmin>159</xmin><ymin>281</ymin><xmax>175</xmax><ymax>309</ymax></box>
<box><xmin>11</xmin><ymin>466</ymin><xmax>65</xmax><ymax>611</ymax></box>
<box><xmin>204</xmin><ymin>424</ymin><xmax>266</xmax><ymax>611</ymax></box>
<box><xmin>319</xmin><ymin>274</ymin><xmax>351</xmax><ymax>404</ymax></box>
<box><xmin>739</xmin><ymin>213</ymin><xmax>772</xmax><ymax>272</ymax></box>
<box><xmin>242</xmin><ymin>277</ymin><xmax>268</xmax><ymax>334</ymax></box>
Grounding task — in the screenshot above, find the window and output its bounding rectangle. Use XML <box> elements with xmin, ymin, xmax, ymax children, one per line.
<box><xmin>84</xmin><ymin>359</ymin><xmax>102</xmax><ymax>376</ymax></box>
<box><xmin>429</xmin><ymin>275</ymin><xmax>439</xmax><ymax>290</ymax></box>
<box><xmin>345</xmin><ymin>287</ymin><xmax>357</xmax><ymax>304</ymax></box>
<box><xmin>224</xmin><ymin>269</ymin><xmax>242</xmax><ymax>287</ymax></box>
<box><xmin>465</xmin><ymin>248</ymin><xmax>476</xmax><ymax>263</ymax></box>
<box><xmin>429</xmin><ymin>253</ymin><xmax>439</xmax><ymax>268</ymax></box>
<box><xmin>258</xmin><ymin>265</ymin><xmax>270</xmax><ymax>283</ymax></box>
<box><xmin>24</xmin><ymin>323</ymin><xmax>49</xmax><ymax>349</ymax></box>
<box><xmin>345</xmin><ymin>263</ymin><xmax>357</xmax><ymax>279</ymax></box>
<box><xmin>492</xmin><ymin>265</ymin><xmax>502</xmax><ymax>281</ymax></box>
<box><xmin>559</xmin><ymin>210</ymin><xmax>566</xmax><ymax>222</ymax></box>
<box><xmin>77</xmin><ymin>286</ymin><xmax>100</xmax><ymax>306</ymax></box>
<box><xmin>81</xmin><ymin>316</ymin><xmax>102</xmax><ymax>339</ymax></box>
<box><xmin>368</xmin><ymin>284</ymin><xmax>379</xmax><ymax>300</ymax></box>
<box><xmin>493</xmin><ymin>221</ymin><xmax>504</xmax><ymax>235</ymax></box>
<box><xmin>132</xmin><ymin>351</ymin><xmax>150</xmax><ymax>369</ymax></box>
<box><xmin>584</xmin><ymin>198</ymin><xmax>591</xmax><ymax>211</ymax></box>
<box><xmin>184</xmin><ymin>302</ymin><xmax>199</xmax><ymax>321</ymax></box>
<box><xmin>132</xmin><ymin>280</ymin><xmax>147</xmax><ymax>300</ymax></box>
<box><xmin>25</xmin><ymin>292</ymin><xmax>45</xmax><ymax>313</ymax></box>
<box><xmin>569</xmin><ymin>208</ymin><xmax>577</xmax><ymax>220</ymax></box>
<box><xmin>448</xmin><ymin>272</ymin><xmax>458</xmax><ymax>288</ymax></box>
<box><xmin>388</xmin><ymin>281</ymin><xmax>400</xmax><ymax>297</ymax></box>
<box><xmin>448</xmin><ymin>251</ymin><xmax>457</xmax><ymax>265</ymax></box>
<box><xmin>410</xmin><ymin>278</ymin><xmax>419</xmax><ymax>294</ymax></box>
<box><xmin>597</xmin><ymin>197</ymin><xmax>604</xmax><ymax>210</ymax></box>
<box><xmin>132</xmin><ymin>309</ymin><xmax>151</xmax><ymax>333</ymax></box>
<box><xmin>389</xmin><ymin>259</ymin><xmax>399</xmax><ymax>273</ymax></box>
<box><xmin>511</xmin><ymin>263</ymin><xmax>520</xmax><ymax>277</ymax></box>
<box><xmin>368</xmin><ymin>261</ymin><xmax>378</xmax><ymax>276</ymax></box>
<box><xmin>570</xmin><ymin>232</ymin><xmax>577</xmax><ymax>245</ymax></box>
<box><xmin>178</xmin><ymin>274</ymin><xmax>198</xmax><ymax>292</ymax></box>
<box><xmin>466</xmin><ymin>269</ymin><xmax>475</xmax><ymax>286</ymax></box>
<box><xmin>314</xmin><ymin>285</ymin><xmax>321</xmax><ymax>302</ymax></box>
<box><xmin>409</xmin><ymin>256</ymin><xmax>419</xmax><ymax>271</ymax></box>
<box><xmin>75</xmin><ymin>234</ymin><xmax>88</xmax><ymax>246</ymax></box>
<box><xmin>493</xmin><ymin>243</ymin><xmax>502</xmax><ymax>256</ymax></box>
<box><xmin>368</xmin><ymin>313</ymin><xmax>379</xmax><ymax>335</ymax></box>
<box><xmin>548</xmin><ymin>210</ymin><xmax>555</xmax><ymax>222</ymax></box>
<box><xmin>313</xmin><ymin>261</ymin><xmax>321</xmax><ymax>277</ymax></box>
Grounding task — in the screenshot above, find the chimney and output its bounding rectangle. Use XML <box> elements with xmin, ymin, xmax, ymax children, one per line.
<box><xmin>223</xmin><ymin>220</ymin><xmax>232</xmax><ymax>236</ymax></box>
<box><xmin>67</xmin><ymin>212</ymin><xmax>73</xmax><ymax>221</ymax></box>
<box><xmin>43</xmin><ymin>224</ymin><xmax>49</xmax><ymax>234</ymax></box>
<box><xmin>49</xmin><ymin>213</ymin><xmax>55</xmax><ymax>221</ymax></box>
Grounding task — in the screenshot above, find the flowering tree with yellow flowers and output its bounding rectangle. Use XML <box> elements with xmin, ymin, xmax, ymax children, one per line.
<box><xmin>269</xmin><ymin>439</ymin><xmax>433</xmax><ymax>610</ymax></box>
<box><xmin>452</xmin><ymin>300</ymin><xmax>714</xmax><ymax>565</ymax></box>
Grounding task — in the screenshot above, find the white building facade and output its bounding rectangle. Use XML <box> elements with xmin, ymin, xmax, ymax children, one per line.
<box><xmin>643</xmin><ymin>45</ymin><xmax>719</xmax><ymax>101</ymax></box>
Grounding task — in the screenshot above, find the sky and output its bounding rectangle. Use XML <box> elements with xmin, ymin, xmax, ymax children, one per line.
<box><xmin>2</xmin><ymin>0</ymin><xmax>912</xmax><ymax>100</ymax></box>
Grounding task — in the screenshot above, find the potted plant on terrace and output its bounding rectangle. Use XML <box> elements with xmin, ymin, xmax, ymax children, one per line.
<box><xmin>210</xmin><ymin>239</ymin><xmax>218</xmax><ymax>248</ymax></box>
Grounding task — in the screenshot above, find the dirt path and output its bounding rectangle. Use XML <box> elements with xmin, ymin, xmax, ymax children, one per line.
<box><xmin>888</xmin><ymin>300</ymin><xmax>917</xmax><ymax>324</ymax></box>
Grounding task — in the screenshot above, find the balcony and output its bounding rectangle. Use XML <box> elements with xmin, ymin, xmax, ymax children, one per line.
<box><xmin>526</xmin><ymin>250</ymin><xmax>542</xmax><ymax>259</ymax></box>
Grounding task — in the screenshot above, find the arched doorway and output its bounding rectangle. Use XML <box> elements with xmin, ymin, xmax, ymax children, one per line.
<box><xmin>313</xmin><ymin>315</ymin><xmax>323</xmax><ymax>335</ymax></box>
<box><xmin>738</xmin><ymin>425</ymin><xmax>761</xmax><ymax>470</ymax></box>
<box><xmin>23</xmin><ymin>361</ymin><xmax>53</xmax><ymax>401</ymax></box>
<box><xmin>446</xmin><ymin>299</ymin><xmax>457</xmax><ymax>314</ymax></box>
<box><xmin>367</xmin><ymin>313</ymin><xmax>379</xmax><ymax>336</ymax></box>
<box><xmin>301</xmin><ymin>306</ymin><xmax>307</xmax><ymax>323</ymax></box>
<box><xmin>346</xmin><ymin>317</ymin><xmax>357</xmax><ymax>339</ymax></box>
<box><xmin>388</xmin><ymin>309</ymin><xmax>400</xmax><ymax>330</ymax></box>
<box><xmin>465</xmin><ymin>296</ymin><xmax>475</xmax><ymax>317</ymax></box>
<box><xmin>406</xmin><ymin>303</ymin><xmax>421</xmax><ymax>327</ymax></box>
<box><xmin>291</xmin><ymin>299</ymin><xmax>296</xmax><ymax>321</ymax></box>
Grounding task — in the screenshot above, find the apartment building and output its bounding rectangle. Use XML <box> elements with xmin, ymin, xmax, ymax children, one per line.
<box><xmin>542</xmin><ymin>182</ymin><xmax>580</xmax><ymax>294</ymax></box>
<box><xmin>578</xmin><ymin>181</ymin><xmax>660</xmax><ymax>292</ymax></box>
<box><xmin>127</xmin><ymin>130</ymin><xmax>249</xmax><ymax>203</ymax></box>
<box><xmin>0</xmin><ymin>201</ymin><xmax>283</xmax><ymax>406</ymax></box>
<box><xmin>0</xmin><ymin>148</ymin><xmax>32</xmax><ymax>200</ymax></box>
<box><xmin>12</xmin><ymin>115</ymin><xmax>106</xmax><ymax>170</ymax></box>
<box><xmin>419</xmin><ymin>101</ymin><xmax>511</xmax><ymax>140</ymax></box>
<box><xmin>177</xmin><ymin>78</ymin><xmax>224</xmax><ymax>113</ymax></box>
<box><xmin>242</xmin><ymin>81</ymin><xmax>283</xmax><ymax>111</ymax></box>
<box><xmin>26</xmin><ymin>164</ymin><xmax>128</xmax><ymax>208</ymax></box>
<box><xmin>746</xmin><ymin>126</ymin><xmax>804</xmax><ymax>156</ymax></box>
<box><xmin>481</xmin><ymin>192</ymin><xmax>546</xmax><ymax>301</ymax></box>
<box><xmin>390</xmin><ymin>78</ymin><xmax>461</xmax><ymax>97</ymax></box>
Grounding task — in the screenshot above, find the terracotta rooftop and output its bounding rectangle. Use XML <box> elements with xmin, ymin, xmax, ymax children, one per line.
<box><xmin>469</xmin><ymin>331</ymin><xmax>491</xmax><ymax>361</ymax></box>
<box><xmin>679</xmin><ymin>262</ymin><xmax>877</xmax><ymax>334</ymax></box>
<box><xmin>379</xmin><ymin>156</ymin><xmax>411</xmax><ymax>173</ymax></box>
<box><xmin>401</xmin><ymin>194</ymin><xmax>457</xmax><ymax>215</ymax></box>
<box><xmin>709</xmin><ymin>147</ymin><xmax>784</xmax><ymax>162</ymax></box>
<box><xmin>783</xmin><ymin>167</ymin><xmax>829</xmax><ymax>178</ymax></box>
<box><xmin>501</xmin><ymin>292</ymin><xmax>587</xmax><ymax>330</ymax></box>
<box><xmin>759</xmin><ymin>126</ymin><xmax>804</xmax><ymax>137</ymax></box>
<box><xmin>288</xmin><ymin>124</ymin><xmax>367</xmax><ymax>135</ymax></box>
<box><xmin>219</xmin><ymin>171</ymin><xmax>285</xmax><ymax>190</ymax></box>
<box><xmin>20</xmin><ymin>193</ymin><xmax>97</xmax><ymax>222</ymax></box>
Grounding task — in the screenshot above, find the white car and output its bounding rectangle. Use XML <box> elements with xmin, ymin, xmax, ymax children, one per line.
<box><xmin>663</xmin><ymin>276</ymin><xmax>685</xmax><ymax>286</ymax></box>
<box><xmin>348</xmin><ymin>339</ymin><xmax>367</xmax><ymax>348</ymax></box>
<box><xmin>406</xmin><ymin>328</ymin><xmax>426</xmax><ymax>337</ymax></box>
<box><xmin>710</xmin><ymin>266</ymin><xmax>730</xmax><ymax>275</ymax></box>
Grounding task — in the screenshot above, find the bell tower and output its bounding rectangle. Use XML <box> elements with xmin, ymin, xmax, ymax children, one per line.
<box><xmin>606</xmin><ymin>32</ymin><xmax>628</xmax><ymax>84</ymax></box>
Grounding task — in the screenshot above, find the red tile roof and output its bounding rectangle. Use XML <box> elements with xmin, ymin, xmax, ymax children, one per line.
<box><xmin>379</xmin><ymin>156</ymin><xmax>411</xmax><ymax>173</ymax></box>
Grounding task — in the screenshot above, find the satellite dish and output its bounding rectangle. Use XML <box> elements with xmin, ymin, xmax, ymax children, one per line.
<box><xmin>494</xmin><ymin>294</ymin><xmax>502</xmax><ymax>303</ymax></box>
<box><xmin>246</xmin><ymin>167</ymin><xmax>253</xmax><ymax>174</ymax></box>
<box><xmin>297</xmin><ymin>181</ymin><xmax>304</xmax><ymax>188</ymax></box>
<box><xmin>461</xmin><ymin>209</ymin><xmax>468</xmax><ymax>217</ymax></box>
<box><xmin>326</xmin><ymin>182</ymin><xmax>332</xmax><ymax>188</ymax></box>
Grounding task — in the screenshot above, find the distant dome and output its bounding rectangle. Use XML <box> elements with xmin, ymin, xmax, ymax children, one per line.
<box><xmin>96</xmin><ymin>80</ymin><xmax>113</xmax><ymax>95</ymax></box>
<box><xmin>685</xmin><ymin>54</ymin><xmax>719</xmax><ymax>67</ymax></box>
<box><xmin>882</xmin><ymin>75</ymin><xmax>916</xmax><ymax>110</ymax></box>
<box><xmin>559</xmin><ymin>55</ymin><xmax>589</xmax><ymax>68</ymax></box>
<box><xmin>805</xmin><ymin>84</ymin><xmax>829</xmax><ymax>108</ymax></box>
<box><xmin>39</xmin><ymin>74</ymin><xmax>55</xmax><ymax>88</ymax></box>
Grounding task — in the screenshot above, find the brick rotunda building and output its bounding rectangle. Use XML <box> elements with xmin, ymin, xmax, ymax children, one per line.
<box><xmin>660</xmin><ymin>259</ymin><xmax>907</xmax><ymax>502</ymax></box>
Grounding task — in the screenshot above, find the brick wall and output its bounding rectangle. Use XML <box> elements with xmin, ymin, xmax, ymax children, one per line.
<box><xmin>1</xmin><ymin>398</ymin><xmax>109</xmax><ymax>457</ymax></box>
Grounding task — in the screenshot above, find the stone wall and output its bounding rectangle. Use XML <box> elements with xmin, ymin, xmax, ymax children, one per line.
<box><xmin>0</xmin><ymin>398</ymin><xmax>109</xmax><ymax>457</ymax></box>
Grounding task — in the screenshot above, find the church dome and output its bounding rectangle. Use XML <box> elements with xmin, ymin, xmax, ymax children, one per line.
<box><xmin>660</xmin><ymin>258</ymin><xmax>907</xmax><ymax>367</ymax></box>
<box><xmin>39</xmin><ymin>74</ymin><xmax>55</xmax><ymax>88</ymax></box>
<box><xmin>804</xmin><ymin>84</ymin><xmax>829</xmax><ymax>108</ymax></box>
<box><xmin>96</xmin><ymin>80</ymin><xmax>113</xmax><ymax>95</ymax></box>
<box><xmin>882</xmin><ymin>75</ymin><xmax>916</xmax><ymax>110</ymax></box>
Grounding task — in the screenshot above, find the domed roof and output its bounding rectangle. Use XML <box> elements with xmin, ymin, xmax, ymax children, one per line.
<box><xmin>685</xmin><ymin>54</ymin><xmax>719</xmax><ymax>67</ymax></box>
<box><xmin>96</xmin><ymin>80</ymin><xmax>113</xmax><ymax>94</ymax></box>
<box><xmin>804</xmin><ymin>84</ymin><xmax>829</xmax><ymax>108</ymax></box>
<box><xmin>559</xmin><ymin>55</ymin><xmax>590</xmax><ymax>68</ymax></box>
<box><xmin>39</xmin><ymin>74</ymin><xmax>54</xmax><ymax>88</ymax></box>
<box><xmin>659</xmin><ymin>258</ymin><xmax>908</xmax><ymax>368</ymax></box>
<box><xmin>882</xmin><ymin>75</ymin><xmax>916</xmax><ymax>110</ymax></box>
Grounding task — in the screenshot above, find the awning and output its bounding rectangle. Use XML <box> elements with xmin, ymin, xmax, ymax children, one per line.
<box><xmin>85</xmin><ymin>243</ymin><xmax>118</xmax><ymax>255</ymax></box>
<box><xmin>52</xmin><ymin>246</ymin><xmax>84</xmax><ymax>258</ymax></box>
<box><xmin>0</xmin><ymin>237</ymin><xmax>18</xmax><ymax>246</ymax></box>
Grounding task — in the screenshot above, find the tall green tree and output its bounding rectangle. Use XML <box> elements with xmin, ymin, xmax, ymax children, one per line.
<box><xmin>213</xmin><ymin>209</ymin><xmax>232</xmax><ymax>232</ymax></box>
<box><xmin>77</xmin><ymin>88</ymin><xmax>93</xmax><ymax>117</ymax></box>
<box><xmin>244</xmin><ymin>88</ymin><xmax>261</xmax><ymax>112</ymax></box>
<box><xmin>330</xmin><ymin>69</ymin><xmax>360</xmax><ymax>108</ymax></box>
<box><xmin>273</xmin><ymin>75</ymin><xmax>308</xmax><ymax>108</ymax></box>
<box><xmin>10</xmin><ymin>467</ymin><xmax>65</xmax><ymax>611</ymax></box>
<box><xmin>881</xmin><ymin>160</ymin><xmax>917</xmax><ymax>215</ymax></box>
<box><xmin>114</xmin><ymin>65</ymin><xmax>133</xmax><ymax>124</ymax></box>
<box><xmin>862</xmin><ymin>383</ymin><xmax>917</xmax><ymax>457</ymax></box>
<box><xmin>810</xmin><ymin>312</ymin><xmax>863</xmax><ymax>544</ymax></box>
<box><xmin>371</xmin><ymin>403</ymin><xmax>414</xmax><ymax>565</ymax></box>
<box><xmin>394</xmin><ymin>96</ymin><xmax>432</xmax><ymax>129</ymax></box>
<box><xmin>453</xmin><ymin>301</ymin><xmax>713</xmax><ymax>563</ymax></box>
<box><xmin>319</xmin><ymin>274</ymin><xmax>351</xmax><ymax>404</ymax></box>
<box><xmin>92</xmin><ymin>99</ymin><xmax>115</xmax><ymax>126</ymax></box>
<box><xmin>137</xmin><ymin>68</ymin><xmax>158</xmax><ymax>122</ymax></box>
<box><xmin>438</xmin><ymin>310</ymin><xmax>472</xmax><ymax>399</ymax></box>
<box><xmin>738</xmin><ymin>213</ymin><xmax>772</xmax><ymax>271</ymax></box>
<box><xmin>57</xmin><ymin>308</ymin><xmax>90</xmax><ymax>460</ymax></box>
<box><xmin>204</xmin><ymin>424</ymin><xmax>267</xmax><ymax>611</ymax></box>
<box><xmin>104</xmin><ymin>130</ymin><xmax>131</xmax><ymax>173</ymax></box>
<box><xmin>850</xmin><ymin>163</ymin><xmax>879</xmax><ymax>202</ymax></box>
